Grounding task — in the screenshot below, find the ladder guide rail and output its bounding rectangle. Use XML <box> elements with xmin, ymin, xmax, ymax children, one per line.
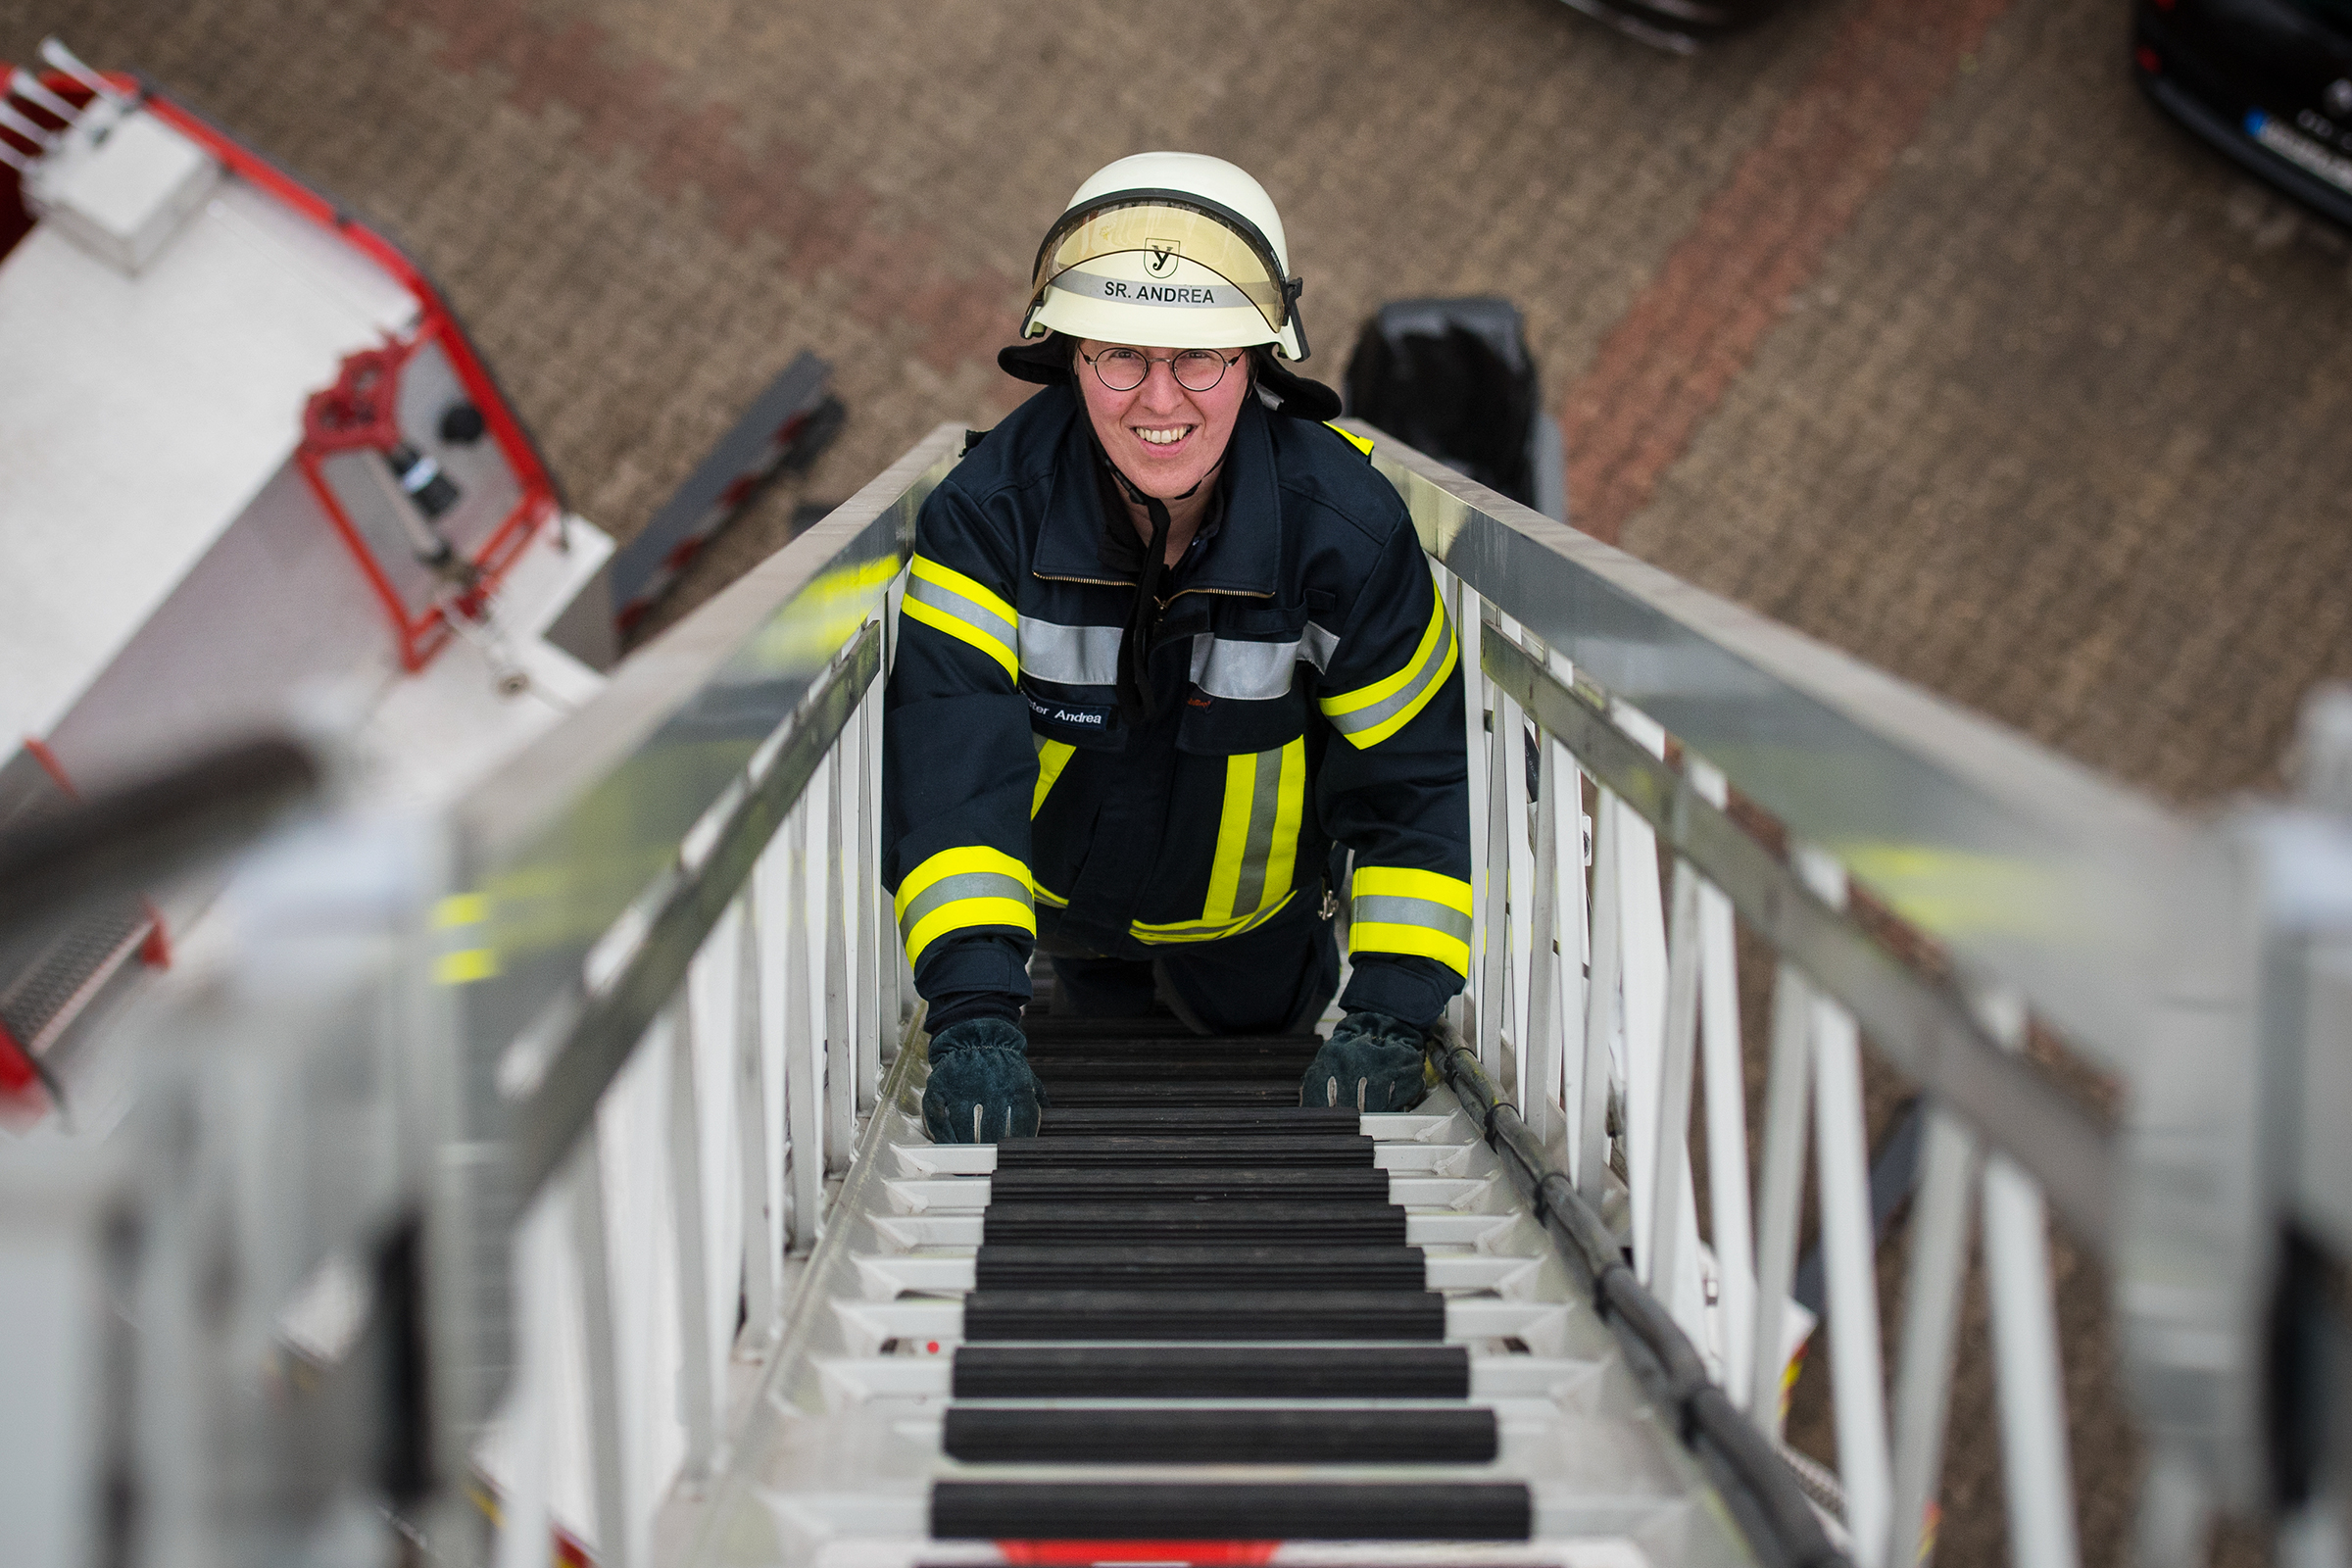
<box><xmin>509</xmin><ymin>619</ymin><xmax>881</xmax><ymax>1202</ymax></box>
<box><xmin>1476</xmin><ymin>630</ymin><xmax>2113</xmax><ymax>1243</ymax></box>
<box><xmin>12</xmin><ymin>414</ymin><xmax>2273</xmax><ymax>1568</ymax></box>
<box><xmin>1354</xmin><ymin>427</ymin><xmax>2192</xmax><ymax>1088</ymax></box>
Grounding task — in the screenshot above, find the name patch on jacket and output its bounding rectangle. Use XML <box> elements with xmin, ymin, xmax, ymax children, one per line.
<box><xmin>1028</xmin><ymin>691</ymin><xmax>1121</xmax><ymax>746</ymax></box>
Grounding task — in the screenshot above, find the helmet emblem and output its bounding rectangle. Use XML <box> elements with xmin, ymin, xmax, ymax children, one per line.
<box><xmin>1145</xmin><ymin>240</ymin><xmax>1181</xmax><ymax>278</ymax></box>
<box><xmin>2328</xmin><ymin>78</ymin><xmax>2352</xmax><ymax>118</ymax></box>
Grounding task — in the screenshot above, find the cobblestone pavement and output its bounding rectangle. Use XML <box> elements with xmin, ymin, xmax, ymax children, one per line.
<box><xmin>8</xmin><ymin>0</ymin><xmax>2347</xmax><ymax>1562</ymax></box>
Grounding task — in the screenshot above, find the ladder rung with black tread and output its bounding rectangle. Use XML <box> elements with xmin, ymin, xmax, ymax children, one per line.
<box><xmin>925</xmin><ymin>1011</ymin><xmax>1532</xmax><ymax>1548</ymax></box>
<box><xmin>722</xmin><ymin>1004</ymin><xmax>1776</xmax><ymax>1566</ymax></box>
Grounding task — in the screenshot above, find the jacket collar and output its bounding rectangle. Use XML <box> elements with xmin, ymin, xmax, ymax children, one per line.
<box><xmin>1031</xmin><ymin>388</ymin><xmax>1281</xmax><ymax>599</ymax></box>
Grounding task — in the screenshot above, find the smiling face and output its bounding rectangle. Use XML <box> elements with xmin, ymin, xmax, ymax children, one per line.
<box><xmin>1074</xmin><ymin>339</ymin><xmax>1252</xmax><ymax>500</ymax></box>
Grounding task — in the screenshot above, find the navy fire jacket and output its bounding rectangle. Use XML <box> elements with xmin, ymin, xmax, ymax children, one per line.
<box><xmin>881</xmin><ymin>382</ymin><xmax>1473</xmax><ymax>1029</ymax></box>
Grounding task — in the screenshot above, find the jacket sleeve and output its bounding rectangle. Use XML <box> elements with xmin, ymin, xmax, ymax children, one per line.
<box><xmin>882</xmin><ymin>478</ymin><xmax>1037</xmax><ymax>1025</ymax></box>
<box><xmin>1312</xmin><ymin>520</ymin><xmax>1474</xmax><ymax>1029</ymax></box>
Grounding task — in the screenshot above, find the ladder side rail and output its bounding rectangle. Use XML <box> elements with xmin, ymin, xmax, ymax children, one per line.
<box><xmin>1691</xmin><ymin>761</ymin><xmax>1757</xmax><ymax>1407</ymax></box>
<box><xmin>1488</xmin><ymin>607</ymin><xmax>1538</xmax><ymax>1102</ymax></box>
<box><xmin>433</xmin><ymin>426</ymin><xmax>959</xmax><ymax>1563</ymax></box>
<box><xmin>1347</xmin><ymin>422</ymin><xmax>2191</xmax><ymax>1086</ymax></box>
<box><xmin>1971</xmin><ymin>984</ymin><xmax>2084</xmax><ymax>1568</ymax></box>
<box><xmin>476</xmin><ymin>422</ymin><xmax>963</xmax><ymax>1217</ymax></box>
<box><xmin>502</xmin><ymin>629</ymin><xmax>900</xmax><ymax>1559</ymax></box>
<box><xmin>1886</xmin><ymin>1104</ymin><xmax>1981</xmax><ymax>1568</ymax></box>
<box><xmin>1750</xmin><ymin>960</ymin><xmax>1816</xmax><ymax>1440</ymax></box>
<box><xmin>1427</xmin><ymin>1032</ymin><xmax>1846</xmax><ymax>1568</ymax></box>
<box><xmin>1477</xmin><ymin>608</ymin><xmax>1510</xmax><ymax>1078</ymax></box>
<box><xmin>783</xmin><ymin>795</ymin><xmax>822</xmax><ymax>1254</ymax></box>
<box><xmin>1577</xmin><ymin>781</ymin><xmax>1622</xmax><ymax>1207</ymax></box>
<box><xmin>732</xmin><ymin>890</ymin><xmax>780</xmax><ymax>1351</ymax></box>
<box><xmin>1466</xmin><ymin>602</ymin><xmax>2104</xmax><ymax>1566</ymax></box>
<box><xmin>1521</xmin><ymin>722</ymin><xmax>1563</xmax><ymax>1152</ymax></box>
<box><xmin>1476</xmin><ymin>628</ymin><xmax>2116</xmax><ymax>1248</ymax></box>
<box><xmin>1547</xmin><ymin>718</ymin><xmax>1592</xmax><ymax>1176</ymax></box>
<box><xmin>822</xmin><ymin>744</ymin><xmax>853</xmax><ymax>1173</ymax></box>
<box><xmin>856</xmin><ymin>670</ymin><xmax>883</xmax><ymax>1108</ymax></box>
<box><xmin>1450</xmin><ymin>569</ymin><xmax>1492</xmax><ymax>1058</ymax></box>
<box><xmin>1646</xmin><ymin>858</ymin><xmax>1704</xmax><ymax>1344</ymax></box>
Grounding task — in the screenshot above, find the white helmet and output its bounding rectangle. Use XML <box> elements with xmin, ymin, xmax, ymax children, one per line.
<box><xmin>1020</xmin><ymin>152</ymin><xmax>1311</xmax><ymax>361</ymax></box>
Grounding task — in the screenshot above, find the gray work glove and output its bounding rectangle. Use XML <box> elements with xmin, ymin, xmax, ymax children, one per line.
<box><xmin>921</xmin><ymin>1017</ymin><xmax>1046</xmax><ymax>1143</ymax></box>
<box><xmin>1299</xmin><ymin>1010</ymin><xmax>1431</xmax><ymax>1112</ymax></box>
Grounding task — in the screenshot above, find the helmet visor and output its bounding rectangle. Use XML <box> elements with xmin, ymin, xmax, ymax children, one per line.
<box><xmin>1027</xmin><ymin>195</ymin><xmax>1293</xmax><ymax>339</ymax></box>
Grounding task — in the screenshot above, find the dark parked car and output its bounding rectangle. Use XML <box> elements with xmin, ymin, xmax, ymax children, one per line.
<box><xmin>2133</xmin><ymin>0</ymin><xmax>2352</xmax><ymax>229</ymax></box>
<box><xmin>1558</xmin><ymin>0</ymin><xmax>1781</xmax><ymax>53</ymax></box>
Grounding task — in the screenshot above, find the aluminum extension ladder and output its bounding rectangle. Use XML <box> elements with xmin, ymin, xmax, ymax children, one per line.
<box><xmin>675</xmin><ymin>1008</ymin><xmax>1803</xmax><ymax>1568</ymax></box>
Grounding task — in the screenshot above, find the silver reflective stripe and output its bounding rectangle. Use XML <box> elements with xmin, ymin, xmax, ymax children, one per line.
<box><xmin>1188</xmin><ymin>625</ymin><xmax>1337</xmax><ymax>702</ymax></box>
<box><xmin>1326</xmin><ymin>634</ymin><xmax>1450</xmax><ymax>739</ymax></box>
<box><xmin>1301</xmin><ymin>622</ymin><xmax>1339</xmax><ymax>670</ymax></box>
<box><xmin>1019</xmin><ymin>617</ymin><xmax>1123</xmax><ymax>686</ymax></box>
<box><xmin>907</xmin><ymin>575</ymin><xmax>1018</xmax><ymax>655</ymax></box>
<box><xmin>1349</xmin><ymin>893</ymin><xmax>1475</xmax><ymax>947</ymax></box>
<box><xmin>896</xmin><ymin>870</ymin><xmax>1032</xmax><ymax>942</ymax></box>
<box><xmin>1230</xmin><ymin>745</ymin><xmax>1288</xmax><ymax>912</ymax></box>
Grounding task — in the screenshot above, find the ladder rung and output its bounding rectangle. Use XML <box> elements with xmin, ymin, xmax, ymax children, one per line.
<box><xmin>972</xmin><ymin>1245</ymin><xmax>1426</xmax><ymax>1293</ymax></box>
<box><xmin>985</xmin><ymin>1168</ymin><xmax>1394</xmax><ymax>1203</ymax></box>
<box><xmin>1031</xmin><ymin>1054</ymin><xmax>1315</xmax><ymax>1083</ymax></box>
<box><xmin>1020</xmin><ymin>1017</ymin><xmax>1324</xmax><ymax>1043</ymax></box>
<box><xmin>1031</xmin><ymin>1107</ymin><xmax>1363</xmax><ymax>1138</ymax></box>
<box><xmin>1045</xmin><ymin>1083</ymin><xmax>1299</xmax><ymax>1107</ymax></box>
<box><xmin>1017</xmin><ymin>1015</ymin><xmax>1213</xmax><ymax>1039</ymax></box>
<box><xmin>930</xmin><ymin>1480</ymin><xmax>1533</xmax><ymax>1541</ymax></box>
<box><xmin>951</xmin><ymin>1343</ymin><xmax>1471</xmax><ymax>1399</ymax></box>
<box><xmin>1022</xmin><ymin>1033</ymin><xmax>1320</xmax><ymax>1054</ymax></box>
<box><xmin>961</xmin><ymin>1289</ymin><xmax>1447</xmax><ymax>1342</ymax></box>
<box><xmin>981</xmin><ymin>1202</ymin><xmax>1406</xmax><ymax>1246</ymax></box>
<box><xmin>994</xmin><ymin>1135</ymin><xmax>1375</xmax><ymax>1168</ymax></box>
<box><xmin>940</xmin><ymin>1404</ymin><xmax>1498</xmax><ymax>1464</ymax></box>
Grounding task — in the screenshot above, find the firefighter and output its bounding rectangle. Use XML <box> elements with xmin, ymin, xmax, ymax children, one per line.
<box><xmin>883</xmin><ymin>152</ymin><xmax>1473</xmax><ymax>1142</ymax></box>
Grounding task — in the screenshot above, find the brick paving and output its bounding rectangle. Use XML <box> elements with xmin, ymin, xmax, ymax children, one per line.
<box><xmin>7</xmin><ymin>0</ymin><xmax>2348</xmax><ymax>1561</ymax></box>
<box><xmin>1618</xmin><ymin>0</ymin><xmax>2352</xmax><ymax>806</ymax></box>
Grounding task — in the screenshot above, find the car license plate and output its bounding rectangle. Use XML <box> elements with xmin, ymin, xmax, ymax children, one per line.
<box><xmin>2246</xmin><ymin>110</ymin><xmax>2352</xmax><ymax>196</ymax></box>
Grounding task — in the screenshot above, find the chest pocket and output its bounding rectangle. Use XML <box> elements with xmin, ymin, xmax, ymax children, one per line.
<box><xmin>1020</xmin><ymin>612</ymin><xmax>1127</xmax><ymax>751</ymax></box>
<box><xmin>1176</xmin><ymin>604</ymin><xmax>1332</xmax><ymax>756</ymax></box>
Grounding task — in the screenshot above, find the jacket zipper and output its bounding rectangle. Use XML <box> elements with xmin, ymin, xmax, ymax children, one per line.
<box><xmin>1033</xmin><ymin>570</ymin><xmax>1133</xmax><ymax>588</ymax></box>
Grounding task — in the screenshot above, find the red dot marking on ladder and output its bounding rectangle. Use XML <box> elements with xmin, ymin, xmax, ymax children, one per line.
<box><xmin>926</xmin><ymin>1341</ymin><xmax>940</xmax><ymax>1354</ymax></box>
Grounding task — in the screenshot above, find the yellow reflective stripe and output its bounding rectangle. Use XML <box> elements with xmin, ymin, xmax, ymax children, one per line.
<box><xmin>1348</xmin><ymin>865</ymin><xmax>1476</xmax><ymax>977</ymax></box>
<box><xmin>1034</xmin><ymin>882</ymin><xmax>1069</xmax><ymax>908</ymax></box>
<box><xmin>1131</xmin><ymin>890</ymin><xmax>1295</xmax><ymax>945</ymax></box>
<box><xmin>1203</xmin><ymin>750</ymin><xmax>1258</xmax><ymax>922</ymax></box>
<box><xmin>1351</xmin><ymin>865</ymin><xmax>1474</xmax><ymax>912</ymax></box>
<box><xmin>904</xmin><ymin>554</ymin><xmax>1018</xmax><ymax>679</ymax></box>
<box><xmin>1318</xmin><ymin>581</ymin><xmax>1456</xmax><ymax>749</ymax></box>
<box><xmin>1320</xmin><ymin>585</ymin><xmax>1443</xmax><ymax>717</ymax></box>
<box><xmin>893</xmin><ymin>844</ymin><xmax>1032</xmax><ymax>918</ymax></box>
<box><xmin>1201</xmin><ymin>737</ymin><xmax>1307</xmax><ymax>927</ymax></box>
<box><xmin>1349</xmin><ymin>919</ymin><xmax>1471</xmax><ymax>975</ymax></box>
<box><xmin>910</xmin><ymin>553</ymin><xmax>1017</xmax><ymax>626</ymax></box>
<box><xmin>1351</xmin><ymin>628</ymin><xmax>1454</xmax><ymax>748</ymax></box>
<box><xmin>894</xmin><ymin>845</ymin><xmax>1035</xmax><ymax>964</ymax></box>
<box><xmin>1324</xmin><ymin>421</ymin><xmax>1374</xmax><ymax>458</ymax></box>
<box><xmin>1032</xmin><ymin>737</ymin><xmax>1076</xmax><ymax>819</ymax></box>
<box><xmin>1266</xmin><ymin>740</ymin><xmax>1306</xmax><ymax>901</ymax></box>
<box><xmin>905</xmin><ymin>898</ymin><xmax>1033</xmax><ymax>963</ymax></box>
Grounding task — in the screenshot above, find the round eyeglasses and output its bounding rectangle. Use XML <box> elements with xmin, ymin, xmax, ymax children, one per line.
<box><xmin>1081</xmin><ymin>347</ymin><xmax>1243</xmax><ymax>395</ymax></box>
